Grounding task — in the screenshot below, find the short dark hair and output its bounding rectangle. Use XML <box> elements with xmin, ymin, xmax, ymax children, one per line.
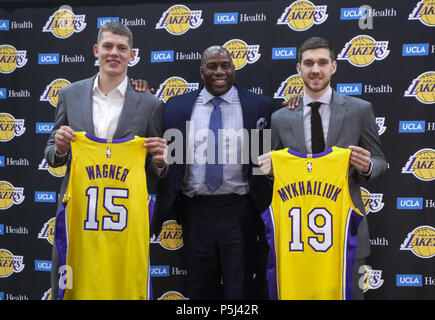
<box><xmin>297</xmin><ymin>36</ymin><xmax>335</xmax><ymax>62</ymax></box>
<box><xmin>97</xmin><ymin>21</ymin><xmax>133</xmax><ymax>48</ymax></box>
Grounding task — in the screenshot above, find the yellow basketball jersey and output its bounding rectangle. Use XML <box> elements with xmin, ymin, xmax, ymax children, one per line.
<box><xmin>55</xmin><ymin>132</ymin><xmax>152</xmax><ymax>300</ymax></box>
<box><xmin>261</xmin><ymin>146</ymin><xmax>364</xmax><ymax>300</ymax></box>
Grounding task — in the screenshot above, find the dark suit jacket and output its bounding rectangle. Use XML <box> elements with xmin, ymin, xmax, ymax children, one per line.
<box><xmin>271</xmin><ymin>89</ymin><xmax>388</xmax><ymax>259</ymax></box>
<box><xmin>152</xmin><ymin>85</ymin><xmax>274</xmax><ymax>236</ymax></box>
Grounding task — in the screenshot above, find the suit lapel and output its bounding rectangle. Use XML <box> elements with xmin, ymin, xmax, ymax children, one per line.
<box><xmin>113</xmin><ymin>82</ymin><xmax>139</xmax><ymax>139</ymax></box>
<box><xmin>237</xmin><ymin>86</ymin><xmax>257</xmax><ymax>130</ymax></box>
<box><xmin>293</xmin><ymin>100</ymin><xmax>308</xmax><ymax>153</ymax></box>
<box><xmin>325</xmin><ymin>90</ymin><xmax>346</xmax><ymax>149</ymax></box>
<box><xmin>79</xmin><ymin>76</ymin><xmax>96</xmax><ymax>136</ymax></box>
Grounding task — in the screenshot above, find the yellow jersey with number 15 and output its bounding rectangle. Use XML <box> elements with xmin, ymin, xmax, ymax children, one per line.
<box><xmin>55</xmin><ymin>132</ymin><xmax>152</xmax><ymax>300</ymax></box>
<box><xmin>261</xmin><ymin>146</ymin><xmax>364</xmax><ymax>300</ymax></box>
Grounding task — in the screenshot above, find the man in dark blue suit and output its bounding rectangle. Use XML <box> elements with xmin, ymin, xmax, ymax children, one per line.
<box><xmin>152</xmin><ymin>45</ymin><xmax>273</xmax><ymax>299</ymax></box>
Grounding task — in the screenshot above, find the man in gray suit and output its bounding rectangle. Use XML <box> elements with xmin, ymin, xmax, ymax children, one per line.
<box><xmin>44</xmin><ymin>21</ymin><xmax>167</xmax><ymax>299</ymax></box>
<box><xmin>258</xmin><ymin>36</ymin><xmax>387</xmax><ymax>299</ymax></box>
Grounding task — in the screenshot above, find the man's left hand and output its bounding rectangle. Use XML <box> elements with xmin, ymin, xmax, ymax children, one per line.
<box><xmin>348</xmin><ymin>145</ymin><xmax>371</xmax><ymax>174</ymax></box>
<box><xmin>144</xmin><ymin>137</ymin><xmax>167</xmax><ymax>167</ymax></box>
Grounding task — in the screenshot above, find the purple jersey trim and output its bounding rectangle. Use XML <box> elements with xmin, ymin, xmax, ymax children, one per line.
<box><xmin>84</xmin><ymin>132</ymin><xmax>135</xmax><ymax>144</ymax></box>
<box><xmin>287</xmin><ymin>147</ymin><xmax>333</xmax><ymax>158</ymax></box>
<box><xmin>54</xmin><ymin>200</ymin><xmax>68</xmax><ymax>300</ymax></box>
<box><xmin>260</xmin><ymin>206</ymin><xmax>279</xmax><ymax>300</ymax></box>
<box><xmin>344</xmin><ymin>209</ymin><xmax>363</xmax><ymax>300</ymax></box>
<box><xmin>148</xmin><ymin>197</ymin><xmax>155</xmax><ymax>300</ymax></box>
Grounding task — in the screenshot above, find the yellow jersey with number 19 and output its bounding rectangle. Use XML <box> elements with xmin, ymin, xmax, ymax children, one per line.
<box><xmin>261</xmin><ymin>146</ymin><xmax>364</xmax><ymax>300</ymax></box>
<box><xmin>55</xmin><ymin>132</ymin><xmax>152</xmax><ymax>300</ymax></box>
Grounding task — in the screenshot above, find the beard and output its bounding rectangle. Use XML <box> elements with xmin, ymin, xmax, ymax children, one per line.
<box><xmin>302</xmin><ymin>75</ymin><xmax>331</xmax><ymax>93</ymax></box>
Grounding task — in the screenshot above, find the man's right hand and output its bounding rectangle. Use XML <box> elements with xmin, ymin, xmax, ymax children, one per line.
<box><xmin>130</xmin><ymin>79</ymin><xmax>155</xmax><ymax>94</ymax></box>
<box><xmin>257</xmin><ymin>152</ymin><xmax>273</xmax><ymax>176</ymax></box>
<box><xmin>282</xmin><ymin>94</ymin><xmax>302</xmax><ymax>110</ymax></box>
<box><xmin>54</xmin><ymin>125</ymin><xmax>75</xmax><ymax>156</ymax></box>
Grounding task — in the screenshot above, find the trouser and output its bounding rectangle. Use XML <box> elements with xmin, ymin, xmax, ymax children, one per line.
<box><xmin>181</xmin><ymin>193</ymin><xmax>264</xmax><ymax>300</ymax></box>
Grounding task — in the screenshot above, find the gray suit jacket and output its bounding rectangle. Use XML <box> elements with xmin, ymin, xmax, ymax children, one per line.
<box><xmin>271</xmin><ymin>89</ymin><xmax>388</xmax><ymax>259</ymax></box>
<box><xmin>44</xmin><ymin>73</ymin><xmax>164</xmax><ymax>299</ymax></box>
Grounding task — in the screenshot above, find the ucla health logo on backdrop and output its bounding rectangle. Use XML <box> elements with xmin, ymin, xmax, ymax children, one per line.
<box><xmin>156</xmin><ymin>77</ymin><xmax>199</xmax><ymax>102</ymax></box>
<box><xmin>399</xmin><ymin>120</ymin><xmax>426</xmax><ymax>133</ymax></box>
<box><xmin>402</xmin><ymin>148</ymin><xmax>435</xmax><ymax>181</ymax></box>
<box><xmin>337</xmin><ymin>35</ymin><xmax>390</xmax><ymax>67</ymax></box>
<box><xmin>409</xmin><ymin>0</ymin><xmax>435</xmax><ymax>27</ymax></box>
<box><xmin>223</xmin><ymin>39</ymin><xmax>261</xmax><ymax>70</ymax></box>
<box><xmin>0</xmin><ymin>113</ymin><xmax>25</xmax><ymax>142</ymax></box>
<box><xmin>0</xmin><ymin>249</ymin><xmax>24</xmax><ymax>278</ymax></box>
<box><xmin>38</xmin><ymin>218</ymin><xmax>56</xmax><ymax>245</ymax></box>
<box><xmin>272</xmin><ymin>47</ymin><xmax>297</xmax><ymax>60</ymax></box>
<box><xmin>277</xmin><ymin>0</ymin><xmax>328</xmax><ymax>31</ymax></box>
<box><xmin>0</xmin><ymin>44</ymin><xmax>27</xmax><ymax>74</ymax></box>
<box><xmin>42</xmin><ymin>9</ymin><xmax>86</xmax><ymax>38</ymax></box>
<box><xmin>400</xmin><ymin>225</ymin><xmax>435</xmax><ymax>258</ymax></box>
<box><xmin>274</xmin><ymin>74</ymin><xmax>305</xmax><ymax>101</ymax></box>
<box><xmin>156</xmin><ymin>5</ymin><xmax>203</xmax><ymax>35</ymax></box>
<box><xmin>360</xmin><ymin>187</ymin><xmax>384</xmax><ymax>214</ymax></box>
<box><xmin>404</xmin><ymin>71</ymin><xmax>435</xmax><ymax>104</ymax></box>
<box><xmin>0</xmin><ymin>181</ymin><xmax>24</xmax><ymax>210</ymax></box>
<box><xmin>40</xmin><ymin>79</ymin><xmax>71</xmax><ymax>107</ymax></box>
<box><xmin>402</xmin><ymin>43</ymin><xmax>429</xmax><ymax>56</ymax></box>
<box><xmin>150</xmin><ymin>220</ymin><xmax>183</xmax><ymax>250</ymax></box>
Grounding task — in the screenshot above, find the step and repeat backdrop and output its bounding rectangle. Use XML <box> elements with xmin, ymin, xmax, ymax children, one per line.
<box><xmin>0</xmin><ymin>0</ymin><xmax>434</xmax><ymax>300</ymax></box>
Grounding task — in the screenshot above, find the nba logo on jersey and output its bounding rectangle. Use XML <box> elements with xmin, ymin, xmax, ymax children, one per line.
<box><xmin>106</xmin><ymin>147</ymin><xmax>111</xmax><ymax>158</ymax></box>
<box><xmin>307</xmin><ymin>161</ymin><xmax>312</xmax><ymax>173</ymax></box>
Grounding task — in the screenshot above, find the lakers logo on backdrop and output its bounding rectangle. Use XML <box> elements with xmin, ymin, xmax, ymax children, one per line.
<box><xmin>402</xmin><ymin>148</ymin><xmax>435</xmax><ymax>181</ymax></box>
<box><xmin>337</xmin><ymin>35</ymin><xmax>390</xmax><ymax>67</ymax></box>
<box><xmin>158</xmin><ymin>291</ymin><xmax>187</xmax><ymax>300</ymax></box>
<box><xmin>40</xmin><ymin>79</ymin><xmax>71</xmax><ymax>107</ymax></box>
<box><xmin>0</xmin><ymin>113</ymin><xmax>26</xmax><ymax>142</ymax></box>
<box><xmin>38</xmin><ymin>159</ymin><xmax>67</xmax><ymax>177</ymax></box>
<box><xmin>358</xmin><ymin>265</ymin><xmax>384</xmax><ymax>293</ymax></box>
<box><xmin>0</xmin><ymin>181</ymin><xmax>25</xmax><ymax>210</ymax></box>
<box><xmin>38</xmin><ymin>218</ymin><xmax>56</xmax><ymax>245</ymax></box>
<box><xmin>360</xmin><ymin>187</ymin><xmax>384</xmax><ymax>214</ymax></box>
<box><xmin>42</xmin><ymin>9</ymin><xmax>86</xmax><ymax>38</ymax></box>
<box><xmin>404</xmin><ymin>71</ymin><xmax>435</xmax><ymax>104</ymax></box>
<box><xmin>150</xmin><ymin>220</ymin><xmax>183</xmax><ymax>250</ymax></box>
<box><xmin>156</xmin><ymin>5</ymin><xmax>203</xmax><ymax>35</ymax></box>
<box><xmin>0</xmin><ymin>249</ymin><xmax>25</xmax><ymax>278</ymax></box>
<box><xmin>277</xmin><ymin>0</ymin><xmax>328</xmax><ymax>31</ymax></box>
<box><xmin>409</xmin><ymin>0</ymin><xmax>435</xmax><ymax>27</ymax></box>
<box><xmin>0</xmin><ymin>45</ymin><xmax>28</xmax><ymax>74</ymax></box>
<box><xmin>223</xmin><ymin>39</ymin><xmax>261</xmax><ymax>70</ymax></box>
<box><xmin>156</xmin><ymin>77</ymin><xmax>199</xmax><ymax>102</ymax></box>
<box><xmin>401</xmin><ymin>225</ymin><xmax>435</xmax><ymax>258</ymax></box>
<box><xmin>274</xmin><ymin>74</ymin><xmax>305</xmax><ymax>101</ymax></box>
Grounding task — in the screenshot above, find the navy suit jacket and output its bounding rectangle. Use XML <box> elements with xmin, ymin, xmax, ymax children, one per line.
<box><xmin>152</xmin><ymin>85</ymin><xmax>274</xmax><ymax>236</ymax></box>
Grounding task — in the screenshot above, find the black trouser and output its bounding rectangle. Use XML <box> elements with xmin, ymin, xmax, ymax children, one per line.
<box><xmin>181</xmin><ymin>193</ymin><xmax>265</xmax><ymax>300</ymax></box>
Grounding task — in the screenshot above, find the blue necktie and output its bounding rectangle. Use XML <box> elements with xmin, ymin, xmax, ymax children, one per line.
<box><xmin>205</xmin><ymin>97</ymin><xmax>223</xmax><ymax>192</ymax></box>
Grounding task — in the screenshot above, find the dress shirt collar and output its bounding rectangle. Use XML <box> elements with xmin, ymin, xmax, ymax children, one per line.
<box><xmin>302</xmin><ymin>87</ymin><xmax>332</xmax><ymax>107</ymax></box>
<box><xmin>201</xmin><ymin>85</ymin><xmax>236</xmax><ymax>105</ymax></box>
<box><xmin>93</xmin><ymin>73</ymin><xmax>128</xmax><ymax>97</ymax></box>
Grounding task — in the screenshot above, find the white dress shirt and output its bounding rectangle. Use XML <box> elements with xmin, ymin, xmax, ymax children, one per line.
<box><xmin>181</xmin><ymin>86</ymin><xmax>250</xmax><ymax>196</ymax></box>
<box><xmin>92</xmin><ymin>74</ymin><xmax>127</xmax><ymax>139</ymax></box>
